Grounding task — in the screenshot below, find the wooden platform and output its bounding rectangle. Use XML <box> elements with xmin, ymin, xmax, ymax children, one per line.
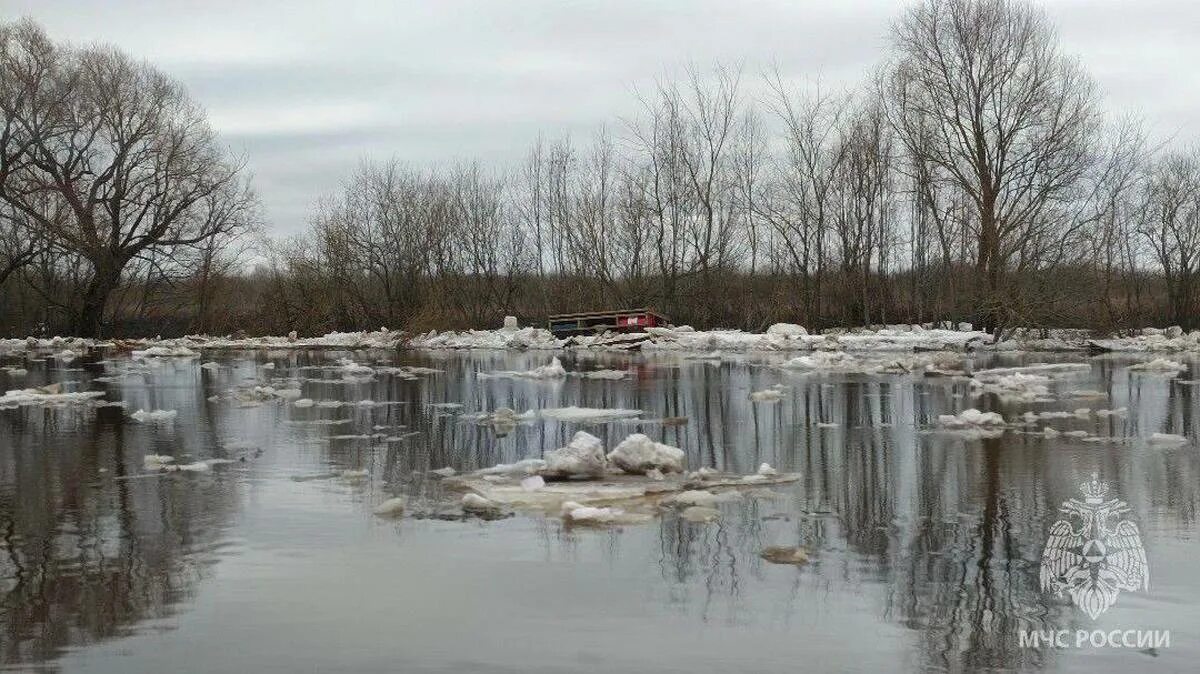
<box><xmin>547</xmin><ymin>308</ymin><xmax>668</xmax><ymax>337</ymax></box>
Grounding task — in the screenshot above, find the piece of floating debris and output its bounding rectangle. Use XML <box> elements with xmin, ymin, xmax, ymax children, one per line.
<box><xmin>430</xmin><ymin>466</ymin><xmax>457</xmax><ymax>478</ymax></box>
<box><xmin>757</xmin><ymin>463</ymin><xmax>778</xmax><ymax>476</ymax></box>
<box><xmin>373</xmin><ymin>497</ymin><xmax>406</xmax><ymax>517</ymax></box>
<box><xmin>760</xmin><ymin>546</ymin><xmax>810</xmax><ymax>565</ymax></box>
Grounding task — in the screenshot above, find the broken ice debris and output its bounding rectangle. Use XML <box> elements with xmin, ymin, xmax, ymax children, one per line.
<box><xmin>1128</xmin><ymin>358</ymin><xmax>1188</xmax><ymax>373</ymax></box>
<box><xmin>937</xmin><ymin>409</ymin><xmax>1005</xmax><ymax>429</ymax></box>
<box><xmin>606</xmin><ymin>434</ymin><xmax>685</xmax><ymax>475</ymax></box>
<box><xmin>750</xmin><ymin>387</ymin><xmax>784</xmax><ymax>403</ymax></box>
<box><xmin>480</xmin><ymin>357</ymin><xmax>567</xmax><ymax>380</ymax></box>
<box><xmin>539</xmin><ymin>406</ymin><xmax>642</xmax><ymax>422</ymax></box>
<box><xmin>373</xmin><ymin>497</ymin><xmax>407</xmax><ymax>517</ymax></box>
<box><xmin>559</xmin><ymin>501</ymin><xmax>651</xmax><ymax>526</ymax></box>
<box><xmin>1149</xmin><ymin>432</ymin><xmax>1187</xmax><ymax>445</ymax></box>
<box><xmin>542</xmin><ymin>431</ymin><xmax>607</xmax><ymax>479</ymax></box>
<box><xmin>130</xmin><ymin>408</ymin><xmax>178</xmax><ymax>423</ymax></box>
<box><xmin>461</xmin><ymin>493</ymin><xmax>502</xmax><ymax>515</ymax></box>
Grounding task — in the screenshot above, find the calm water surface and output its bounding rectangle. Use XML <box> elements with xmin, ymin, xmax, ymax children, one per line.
<box><xmin>1</xmin><ymin>349</ymin><xmax>1197</xmax><ymax>672</ymax></box>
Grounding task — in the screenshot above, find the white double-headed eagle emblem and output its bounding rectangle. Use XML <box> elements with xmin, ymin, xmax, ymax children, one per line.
<box><xmin>1040</xmin><ymin>473</ymin><xmax>1149</xmax><ymax>619</ymax></box>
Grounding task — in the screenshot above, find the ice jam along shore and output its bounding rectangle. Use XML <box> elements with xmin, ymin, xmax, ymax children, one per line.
<box><xmin>7</xmin><ymin>321</ymin><xmax>1200</xmax><ymax>357</ymax></box>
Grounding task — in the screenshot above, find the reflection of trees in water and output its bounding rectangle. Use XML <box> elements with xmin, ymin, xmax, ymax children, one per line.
<box><xmin>336</xmin><ymin>352</ymin><xmax>1200</xmax><ymax>668</ymax></box>
<box><xmin>413</xmin><ymin>355</ymin><xmax>1198</xmax><ymax>670</ymax></box>
<box><xmin>0</xmin><ymin>408</ymin><xmax>239</xmax><ymax>667</ymax></box>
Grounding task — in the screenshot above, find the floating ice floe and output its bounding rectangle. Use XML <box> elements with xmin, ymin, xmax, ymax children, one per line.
<box><xmin>1127</xmin><ymin>358</ymin><xmax>1188</xmax><ymax>373</ymax></box>
<box><xmin>539</xmin><ymin>406</ymin><xmax>642</xmax><ymax>423</ymax></box>
<box><xmin>461</xmin><ymin>493</ymin><xmax>504</xmax><ymax>517</ymax></box>
<box><xmin>373</xmin><ymin>497</ymin><xmax>407</xmax><ymax>517</ymax></box>
<box><xmin>606</xmin><ymin>434</ymin><xmax>685</xmax><ymax>474</ymax></box>
<box><xmin>130</xmin><ymin>408</ymin><xmax>177</xmax><ymax>423</ymax></box>
<box><xmin>479</xmin><ymin>356</ymin><xmax>567</xmax><ymax>380</ymax></box>
<box><xmin>575</xmin><ymin>369</ymin><xmax>630</xmax><ymax>380</ymax></box>
<box><xmin>143</xmin><ymin>454</ymin><xmax>174</xmax><ymax>469</ymax></box>
<box><xmin>132</xmin><ymin>346</ymin><xmax>199</xmax><ymax>358</ymax></box>
<box><xmin>750</xmin><ymin>387</ymin><xmax>784</xmax><ymax>402</ymax></box>
<box><xmin>1149</xmin><ymin>432</ymin><xmax>1188</xmax><ymax>445</ymax></box>
<box><xmin>469</xmin><ymin>407</ymin><xmax>537</xmax><ymax>437</ymax></box>
<box><xmin>780</xmin><ymin>350</ymin><xmax>941</xmax><ymax>375</ymax></box>
<box><xmin>143</xmin><ymin>455</ymin><xmax>231</xmax><ymax>472</ymax></box>
<box><xmin>0</xmin><ymin>387</ymin><xmax>107</xmax><ymax>408</ymax></box>
<box><xmin>663</xmin><ymin>490</ymin><xmax>726</xmax><ymax>508</ymax></box>
<box><xmin>542</xmin><ymin>431</ymin><xmax>608</xmax><ymax>479</ymax></box>
<box><xmin>221</xmin><ymin>385</ymin><xmax>303</xmax><ymax>405</ymax></box>
<box><xmin>560</xmin><ymin>501</ymin><xmax>652</xmax><ymax>525</ymax></box>
<box><xmin>969</xmin><ymin>363</ymin><xmax>1089</xmax><ymax>402</ymax></box>
<box><xmin>937</xmin><ymin>409</ymin><xmax>1006</xmax><ymax>437</ymax></box>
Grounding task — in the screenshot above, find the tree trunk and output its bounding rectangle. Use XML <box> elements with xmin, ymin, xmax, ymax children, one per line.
<box><xmin>76</xmin><ymin>260</ymin><xmax>121</xmax><ymax>338</ymax></box>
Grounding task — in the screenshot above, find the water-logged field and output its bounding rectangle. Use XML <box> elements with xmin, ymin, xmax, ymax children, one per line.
<box><xmin>1</xmin><ymin>348</ymin><xmax>1197</xmax><ymax>672</ymax></box>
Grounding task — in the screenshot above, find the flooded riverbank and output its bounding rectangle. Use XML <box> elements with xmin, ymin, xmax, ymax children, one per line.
<box><xmin>1</xmin><ymin>349</ymin><xmax>1197</xmax><ymax>672</ymax></box>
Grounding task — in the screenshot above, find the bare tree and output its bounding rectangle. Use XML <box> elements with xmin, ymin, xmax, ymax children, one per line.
<box><xmin>0</xmin><ymin>21</ymin><xmax>255</xmax><ymax>336</ymax></box>
<box><xmin>887</xmin><ymin>0</ymin><xmax>1099</xmax><ymax>334</ymax></box>
<box><xmin>1139</xmin><ymin>150</ymin><xmax>1200</xmax><ymax>329</ymax></box>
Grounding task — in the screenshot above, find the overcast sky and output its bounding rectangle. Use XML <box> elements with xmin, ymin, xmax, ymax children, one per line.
<box><xmin>10</xmin><ymin>0</ymin><xmax>1200</xmax><ymax>236</ymax></box>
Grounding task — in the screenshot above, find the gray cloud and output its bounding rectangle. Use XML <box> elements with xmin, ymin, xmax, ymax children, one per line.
<box><xmin>9</xmin><ymin>0</ymin><xmax>1199</xmax><ymax>235</ymax></box>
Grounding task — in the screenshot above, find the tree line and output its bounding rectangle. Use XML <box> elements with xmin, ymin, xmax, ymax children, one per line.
<box><xmin>3</xmin><ymin>0</ymin><xmax>1200</xmax><ymax>339</ymax></box>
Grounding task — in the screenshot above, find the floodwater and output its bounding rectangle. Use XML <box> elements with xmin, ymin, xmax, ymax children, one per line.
<box><xmin>1</xmin><ymin>348</ymin><xmax>1197</xmax><ymax>673</ymax></box>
